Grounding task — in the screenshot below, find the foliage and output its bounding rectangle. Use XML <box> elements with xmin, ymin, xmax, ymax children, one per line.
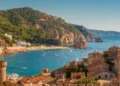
<box><xmin>74</xmin><ymin>77</ymin><xmax>99</xmax><ymax>85</ymax></box>
<box><xmin>83</xmin><ymin>58</ymin><xmax>88</xmax><ymax>62</ymax></box>
<box><xmin>104</xmin><ymin>53</ymin><xmax>109</xmax><ymax>58</ymax></box>
<box><xmin>106</xmin><ymin>58</ymin><xmax>114</xmax><ymax>66</ymax></box>
<box><xmin>64</xmin><ymin>64</ymin><xmax>88</xmax><ymax>78</ymax></box>
<box><xmin>103</xmin><ymin>53</ymin><xmax>114</xmax><ymax>66</ymax></box>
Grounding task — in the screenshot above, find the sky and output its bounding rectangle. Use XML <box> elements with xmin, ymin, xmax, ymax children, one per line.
<box><xmin>0</xmin><ymin>0</ymin><xmax>120</xmax><ymax>31</ymax></box>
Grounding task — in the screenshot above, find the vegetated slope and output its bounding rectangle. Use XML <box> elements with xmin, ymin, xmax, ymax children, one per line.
<box><xmin>0</xmin><ymin>7</ymin><xmax>85</xmax><ymax>46</ymax></box>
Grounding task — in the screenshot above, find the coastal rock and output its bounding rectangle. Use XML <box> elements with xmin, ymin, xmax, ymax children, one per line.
<box><xmin>74</xmin><ymin>40</ymin><xmax>87</xmax><ymax>49</ymax></box>
<box><xmin>0</xmin><ymin>50</ymin><xmax>5</xmax><ymax>56</ymax></box>
<box><xmin>95</xmin><ymin>37</ymin><xmax>104</xmax><ymax>42</ymax></box>
<box><xmin>61</xmin><ymin>32</ymin><xmax>74</xmax><ymax>44</ymax></box>
<box><xmin>4</xmin><ymin>47</ymin><xmax>28</xmax><ymax>55</ymax></box>
<box><xmin>53</xmin><ymin>29</ymin><xmax>87</xmax><ymax>47</ymax></box>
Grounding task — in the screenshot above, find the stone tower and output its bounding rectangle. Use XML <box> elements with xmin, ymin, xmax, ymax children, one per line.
<box><xmin>0</xmin><ymin>61</ymin><xmax>7</xmax><ymax>83</ymax></box>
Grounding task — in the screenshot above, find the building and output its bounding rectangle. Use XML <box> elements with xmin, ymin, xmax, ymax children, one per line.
<box><xmin>88</xmin><ymin>52</ymin><xmax>103</xmax><ymax>58</ymax></box>
<box><xmin>104</xmin><ymin>45</ymin><xmax>120</xmax><ymax>60</ymax></box>
<box><xmin>69</xmin><ymin>60</ymin><xmax>81</xmax><ymax>68</ymax></box>
<box><xmin>71</xmin><ymin>72</ymin><xmax>85</xmax><ymax>79</ymax></box>
<box><xmin>54</xmin><ymin>68</ymin><xmax>66</xmax><ymax>78</ymax></box>
<box><xmin>42</xmin><ymin>68</ymin><xmax>51</xmax><ymax>76</ymax></box>
<box><xmin>16</xmin><ymin>41</ymin><xmax>31</xmax><ymax>46</ymax></box>
<box><xmin>112</xmin><ymin>47</ymin><xmax>120</xmax><ymax>73</ymax></box>
<box><xmin>4</xmin><ymin>33</ymin><xmax>12</xmax><ymax>40</ymax></box>
<box><xmin>0</xmin><ymin>61</ymin><xmax>7</xmax><ymax>83</ymax></box>
<box><xmin>87</xmin><ymin>62</ymin><xmax>109</xmax><ymax>74</ymax></box>
<box><xmin>82</xmin><ymin>52</ymin><xmax>104</xmax><ymax>66</ymax></box>
<box><xmin>18</xmin><ymin>74</ymin><xmax>56</xmax><ymax>85</ymax></box>
<box><xmin>94</xmin><ymin>71</ymin><xmax>116</xmax><ymax>80</ymax></box>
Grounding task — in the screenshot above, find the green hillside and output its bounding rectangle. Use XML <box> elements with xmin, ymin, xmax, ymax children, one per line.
<box><xmin>0</xmin><ymin>7</ymin><xmax>84</xmax><ymax>46</ymax></box>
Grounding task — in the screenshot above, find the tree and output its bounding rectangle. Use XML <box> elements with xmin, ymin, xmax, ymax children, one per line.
<box><xmin>75</xmin><ymin>77</ymin><xmax>99</xmax><ymax>86</ymax></box>
<box><xmin>104</xmin><ymin>53</ymin><xmax>109</xmax><ymax>59</ymax></box>
<box><xmin>4</xmin><ymin>36</ymin><xmax>13</xmax><ymax>46</ymax></box>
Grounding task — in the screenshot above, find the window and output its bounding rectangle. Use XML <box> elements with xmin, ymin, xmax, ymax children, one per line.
<box><xmin>110</xmin><ymin>75</ymin><xmax>113</xmax><ymax>78</ymax></box>
<box><xmin>98</xmin><ymin>76</ymin><xmax>101</xmax><ymax>79</ymax></box>
<box><xmin>105</xmin><ymin>75</ymin><xmax>107</xmax><ymax>78</ymax></box>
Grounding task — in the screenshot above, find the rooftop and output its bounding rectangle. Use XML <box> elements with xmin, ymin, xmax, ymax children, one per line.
<box><xmin>87</xmin><ymin>62</ymin><xmax>108</xmax><ymax>68</ymax></box>
<box><xmin>19</xmin><ymin>74</ymin><xmax>56</xmax><ymax>84</ymax></box>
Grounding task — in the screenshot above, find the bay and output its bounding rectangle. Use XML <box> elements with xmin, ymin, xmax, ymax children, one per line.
<box><xmin>1</xmin><ymin>35</ymin><xmax>120</xmax><ymax>76</ymax></box>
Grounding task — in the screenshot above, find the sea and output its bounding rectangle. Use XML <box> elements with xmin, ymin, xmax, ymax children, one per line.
<box><xmin>1</xmin><ymin>35</ymin><xmax>120</xmax><ymax>76</ymax></box>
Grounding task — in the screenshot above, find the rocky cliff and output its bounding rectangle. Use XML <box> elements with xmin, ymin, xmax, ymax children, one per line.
<box><xmin>0</xmin><ymin>47</ymin><xmax>28</xmax><ymax>56</ymax></box>
<box><xmin>95</xmin><ymin>37</ymin><xmax>104</xmax><ymax>42</ymax></box>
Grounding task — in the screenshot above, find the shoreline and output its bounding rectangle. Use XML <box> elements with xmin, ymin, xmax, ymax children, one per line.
<box><xmin>0</xmin><ymin>46</ymin><xmax>69</xmax><ymax>57</ymax></box>
<box><xmin>27</xmin><ymin>45</ymin><xmax>69</xmax><ymax>51</ymax></box>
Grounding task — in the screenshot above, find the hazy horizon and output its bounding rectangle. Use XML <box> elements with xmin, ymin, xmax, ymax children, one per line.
<box><xmin>0</xmin><ymin>0</ymin><xmax>120</xmax><ymax>32</ymax></box>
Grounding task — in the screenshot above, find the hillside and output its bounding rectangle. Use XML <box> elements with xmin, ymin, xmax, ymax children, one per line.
<box><xmin>0</xmin><ymin>7</ymin><xmax>85</xmax><ymax>46</ymax></box>
<box><xmin>73</xmin><ymin>25</ymin><xmax>94</xmax><ymax>42</ymax></box>
<box><xmin>88</xmin><ymin>29</ymin><xmax>120</xmax><ymax>37</ymax></box>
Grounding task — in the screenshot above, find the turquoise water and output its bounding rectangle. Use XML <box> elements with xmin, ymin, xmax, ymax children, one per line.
<box><xmin>1</xmin><ymin>35</ymin><xmax>120</xmax><ymax>76</ymax></box>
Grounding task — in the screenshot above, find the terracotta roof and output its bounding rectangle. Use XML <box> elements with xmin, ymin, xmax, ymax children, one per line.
<box><xmin>55</xmin><ymin>68</ymin><xmax>65</xmax><ymax>74</ymax></box>
<box><xmin>19</xmin><ymin>75</ymin><xmax>56</xmax><ymax>84</ymax></box>
<box><xmin>56</xmin><ymin>78</ymin><xmax>78</xmax><ymax>83</ymax></box>
<box><xmin>64</xmin><ymin>66</ymin><xmax>70</xmax><ymax>69</ymax></box>
<box><xmin>87</xmin><ymin>62</ymin><xmax>108</xmax><ymax>68</ymax></box>
<box><xmin>56</xmin><ymin>78</ymin><xmax>65</xmax><ymax>82</ymax></box>
<box><xmin>71</xmin><ymin>72</ymin><xmax>85</xmax><ymax>76</ymax></box>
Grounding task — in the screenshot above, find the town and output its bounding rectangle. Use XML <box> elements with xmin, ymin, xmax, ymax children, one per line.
<box><xmin>0</xmin><ymin>45</ymin><xmax>119</xmax><ymax>86</ymax></box>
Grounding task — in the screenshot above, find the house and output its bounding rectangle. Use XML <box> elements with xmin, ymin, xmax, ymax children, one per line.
<box><xmin>94</xmin><ymin>71</ymin><xmax>116</xmax><ymax>80</ymax></box>
<box><xmin>54</xmin><ymin>68</ymin><xmax>66</xmax><ymax>79</ymax></box>
<box><xmin>113</xmin><ymin>48</ymin><xmax>120</xmax><ymax>73</ymax></box>
<box><xmin>69</xmin><ymin>60</ymin><xmax>81</xmax><ymax>68</ymax></box>
<box><xmin>18</xmin><ymin>74</ymin><xmax>56</xmax><ymax>85</ymax></box>
<box><xmin>87</xmin><ymin>62</ymin><xmax>109</xmax><ymax>74</ymax></box>
<box><xmin>88</xmin><ymin>52</ymin><xmax>103</xmax><ymax>58</ymax></box>
<box><xmin>109</xmin><ymin>46</ymin><xmax>119</xmax><ymax>59</ymax></box>
<box><xmin>16</xmin><ymin>41</ymin><xmax>31</xmax><ymax>46</ymax></box>
<box><xmin>84</xmin><ymin>52</ymin><xmax>104</xmax><ymax>65</ymax></box>
<box><xmin>104</xmin><ymin>45</ymin><xmax>120</xmax><ymax>60</ymax></box>
<box><xmin>71</xmin><ymin>72</ymin><xmax>85</xmax><ymax>79</ymax></box>
<box><xmin>42</xmin><ymin>68</ymin><xmax>51</xmax><ymax>76</ymax></box>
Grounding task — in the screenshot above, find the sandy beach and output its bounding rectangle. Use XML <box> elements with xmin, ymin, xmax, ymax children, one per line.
<box><xmin>27</xmin><ymin>45</ymin><xmax>69</xmax><ymax>51</ymax></box>
<box><xmin>0</xmin><ymin>45</ymin><xmax>69</xmax><ymax>56</ymax></box>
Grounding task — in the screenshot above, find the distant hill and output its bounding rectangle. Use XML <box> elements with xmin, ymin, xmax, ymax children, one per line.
<box><xmin>88</xmin><ymin>29</ymin><xmax>120</xmax><ymax>37</ymax></box>
<box><xmin>73</xmin><ymin>25</ymin><xmax>94</xmax><ymax>42</ymax></box>
<box><xmin>0</xmin><ymin>7</ymin><xmax>85</xmax><ymax>46</ymax></box>
<box><xmin>73</xmin><ymin>25</ymin><xmax>94</xmax><ymax>38</ymax></box>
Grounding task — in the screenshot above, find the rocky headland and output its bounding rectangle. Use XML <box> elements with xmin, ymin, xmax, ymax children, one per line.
<box><xmin>0</xmin><ymin>47</ymin><xmax>28</xmax><ymax>56</ymax></box>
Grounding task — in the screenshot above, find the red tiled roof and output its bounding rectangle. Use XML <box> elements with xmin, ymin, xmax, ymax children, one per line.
<box><xmin>19</xmin><ymin>75</ymin><xmax>55</xmax><ymax>84</ymax></box>
<box><xmin>87</xmin><ymin>62</ymin><xmax>108</xmax><ymax>68</ymax></box>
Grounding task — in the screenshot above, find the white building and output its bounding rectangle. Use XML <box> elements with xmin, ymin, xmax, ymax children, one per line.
<box><xmin>16</xmin><ymin>41</ymin><xmax>31</xmax><ymax>46</ymax></box>
<box><xmin>5</xmin><ymin>33</ymin><xmax>12</xmax><ymax>40</ymax></box>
